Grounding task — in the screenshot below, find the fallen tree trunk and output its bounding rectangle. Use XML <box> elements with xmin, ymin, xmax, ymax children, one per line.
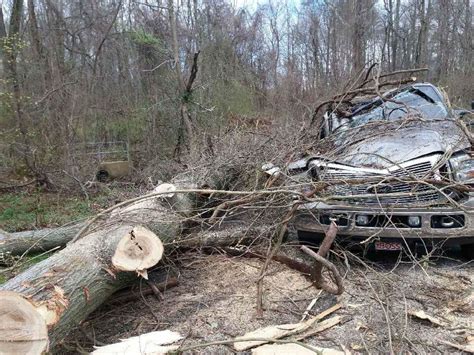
<box><xmin>0</xmin><ymin>223</ymin><xmax>167</xmax><ymax>352</ymax></box>
<box><xmin>0</xmin><ymin>185</ymin><xmax>186</xmax><ymax>351</ymax></box>
<box><xmin>0</xmin><ymin>181</ymin><xmax>199</xmax><ymax>257</ymax></box>
<box><xmin>0</xmin><ymin>223</ymin><xmax>84</xmax><ymax>257</ymax></box>
<box><xmin>0</xmin><ymin>167</ymin><xmax>255</xmax><ymax>257</ymax></box>
<box><xmin>0</xmin><ymin>182</ymin><xmax>270</xmax><ymax>351</ymax></box>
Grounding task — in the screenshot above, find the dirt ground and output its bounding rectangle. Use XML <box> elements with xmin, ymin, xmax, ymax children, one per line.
<box><xmin>62</xmin><ymin>246</ymin><xmax>473</xmax><ymax>354</ymax></box>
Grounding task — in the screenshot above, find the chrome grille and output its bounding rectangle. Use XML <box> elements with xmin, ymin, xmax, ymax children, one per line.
<box><xmin>391</xmin><ymin>162</ymin><xmax>433</xmax><ymax>178</ymax></box>
<box><xmin>321</xmin><ymin>160</ymin><xmax>446</xmax><ymax>206</ymax></box>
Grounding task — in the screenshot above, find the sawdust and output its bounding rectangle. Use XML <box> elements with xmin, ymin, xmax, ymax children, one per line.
<box><xmin>64</xmin><ymin>251</ymin><xmax>473</xmax><ymax>354</ymax></box>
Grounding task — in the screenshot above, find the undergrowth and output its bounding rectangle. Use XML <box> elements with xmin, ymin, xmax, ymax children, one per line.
<box><xmin>0</xmin><ymin>191</ymin><xmax>109</xmax><ymax>232</ymax></box>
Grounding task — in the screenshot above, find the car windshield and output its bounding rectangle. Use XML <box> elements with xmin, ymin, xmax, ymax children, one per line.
<box><xmin>347</xmin><ymin>86</ymin><xmax>449</xmax><ymax>128</ymax></box>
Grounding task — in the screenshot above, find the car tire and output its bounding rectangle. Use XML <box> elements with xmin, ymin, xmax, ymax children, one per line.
<box><xmin>96</xmin><ymin>169</ymin><xmax>110</xmax><ymax>182</ymax></box>
<box><xmin>460</xmin><ymin>243</ymin><xmax>474</xmax><ymax>260</ymax></box>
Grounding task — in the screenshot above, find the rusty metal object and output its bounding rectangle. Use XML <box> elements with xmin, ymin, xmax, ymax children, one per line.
<box><xmin>97</xmin><ymin>160</ymin><xmax>131</xmax><ymax>181</ymax></box>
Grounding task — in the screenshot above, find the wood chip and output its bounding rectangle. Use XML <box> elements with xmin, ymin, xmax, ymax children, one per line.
<box><xmin>234</xmin><ymin>303</ymin><xmax>342</xmax><ymax>351</ymax></box>
<box><xmin>92</xmin><ymin>330</ymin><xmax>183</xmax><ymax>354</ymax></box>
<box><xmin>408</xmin><ymin>309</ymin><xmax>444</xmax><ymax>326</ymax></box>
<box><xmin>295</xmin><ymin>316</ymin><xmax>342</xmax><ymax>341</ymax></box>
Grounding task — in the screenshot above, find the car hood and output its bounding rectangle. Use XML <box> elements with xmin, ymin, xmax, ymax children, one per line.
<box><xmin>325</xmin><ymin>120</ymin><xmax>470</xmax><ymax>168</ymax></box>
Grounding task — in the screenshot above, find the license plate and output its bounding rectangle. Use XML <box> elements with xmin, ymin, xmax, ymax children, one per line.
<box><xmin>375</xmin><ymin>241</ymin><xmax>402</xmax><ymax>251</ymax></box>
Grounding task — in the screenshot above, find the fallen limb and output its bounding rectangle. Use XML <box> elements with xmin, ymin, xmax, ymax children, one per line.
<box><xmin>256</xmin><ymin>203</ymin><xmax>300</xmax><ymax>317</ymax></box>
<box><xmin>252</xmin><ymin>343</ymin><xmax>344</xmax><ymax>355</ymax></box>
<box><xmin>438</xmin><ymin>338</ymin><xmax>474</xmax><ymax>353</ymax></box>
<box><xmin>173</xmin><ymin>337</ymin><xmax>322</xmax><ymax>354</ymax></box>
<box><xmin>234</xmin><ymin>303</ymin><xmax>342</xmax><ymax>351</ymax></box>
<box><xmin>294</xmin><ymin>315</ymin><xmax>342</xmax><ymax>341</ymax></box>
<box><xmin>0</xmin><ymin>222</ymin><xmax>84</xmax><ymax>257</ymax></box>
<box><xmin>109</xmin><ymin>277</ymin><xmax>179</xmax><ymax>304</ymax></box>
<box><xmin>181</xmin><ymin>225</ymin><xmax>273</xmax><ymax>249</ymax></box>
<box><xmin>301</xmin><ymin>221</ymin><xmax>344</xmax><ymax>295</ymax></box>
<box><xmin>221</xmin><ymin>246</ymin><xmax>311</xmax><ymax>275</ymax></box>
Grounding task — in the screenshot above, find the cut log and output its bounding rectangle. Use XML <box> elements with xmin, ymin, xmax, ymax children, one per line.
<box><xmin>0</xmin><ymin>223</ymin><xmax>83</xmax><ymax>257</ymax></box>
<box><xmin>0</xmin><ymin>222</ymin><xmax>167</xmax><ymax>349</ymax></box>
<box><xmin>0</xmin><ymin>173</ymin><xmax>237</xmax><ymax>257</ymax></box>
<box><xmin>0</xmin><ymin>188</ymin><xmax>264</xmax><ymax>351</ymax></box>
<box><xmin>0</xmin><ymin>291</ymin><xmax>48</xmax><ymax>354</ymax></box>
<box><xmin>111</xmin><ymin>225</ymin><xmax>164</xmax><ymax>278</ymax></box>
<box><xmin>0</xmin><ymin>170</ymin><xmax>271</xmax><ymax>351</ymax></box>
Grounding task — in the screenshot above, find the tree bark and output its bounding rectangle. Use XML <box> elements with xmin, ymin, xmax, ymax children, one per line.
<box><xmin>0</xmin><ymin>223</ymin><xmax>84</xmax><ymax>257</ymax></box>
<box><xmin>0</xmin><ymin>190</ymin><xmax>182</xmax><ymax>349</ymax></box>
<box><xmin>352</xmin><ymin>0</ymin><xmax>366</xmax><ymax>74</ymax></box>
<box><xmin>27</xmin><ymin>0</ymin><xmax>52</xmax><ymax>86</ymax></box>
<box><xmin>415</xmin><ymin>0</ymin><xmax>431</xmax><ymax>68</ymax></box>
<box><xmin>0</xmin><ymin>219</ymin><xmax>172</xmax><ymax>350</ymax></box>
<box><xmin>0</xmin><ymin>173</ymin><xmax>228</xmax><ymax>257</ymax></box>
<box><xmin>0</xmin><ymin>176</ymin><xmax>260</xmax><ymax>350</ymax></box>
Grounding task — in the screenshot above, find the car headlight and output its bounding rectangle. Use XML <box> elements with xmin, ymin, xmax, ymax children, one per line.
<box><xmin>449</xmin><ymin>154</ymin><xmax>474</xmax><ymax>183</ymax></box>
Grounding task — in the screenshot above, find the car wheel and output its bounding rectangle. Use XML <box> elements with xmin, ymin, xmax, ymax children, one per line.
<box><xmin>96</xmin><ymin>169</ymin><xmax>110</xmax><ymax>182</ymax></box>
<box><xmin>460</xmin><ymin>243</ymin><xmax>474</xmax><ymax>260</ymax></box>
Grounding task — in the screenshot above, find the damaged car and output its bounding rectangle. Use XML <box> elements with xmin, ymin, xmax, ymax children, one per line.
<box><xmin>285</xmin><ymin>83</ymin><xmax>474</xmax><ymax>256</ymax></box>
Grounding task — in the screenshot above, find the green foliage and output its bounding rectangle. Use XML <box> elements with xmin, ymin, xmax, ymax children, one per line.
<box><xmin>212</xmin><ymin>80</ymin><xmax>256</xmax><ymax>116</ymax></box>
<box><xmin>0</xmin><ymin>252</ymin><xmax>53</xmax><ymax>284</ymax></box>
<box><xmin>81</xmin><ymin>109</ymin><xmax>148</xmax><ymax>144</ymax></box>
<box><xmin>130</xmin><ymin>30</ymin><xmax>163</xmax><ymax>48</ymax></box>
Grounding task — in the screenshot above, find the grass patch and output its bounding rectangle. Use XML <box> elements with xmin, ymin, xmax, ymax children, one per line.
<box><xmin>0</xmin><ymin>252</ymin><xmax>54</xmax><ymax>284</ymax></box>
<box><xmin>0</xmin><ymin>191</ymin><xmax>109</xmax><ymax>232</ymax></box>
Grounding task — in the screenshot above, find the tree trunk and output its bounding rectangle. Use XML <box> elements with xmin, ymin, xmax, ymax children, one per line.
<box><xmin>352</xmin><ymin>0</ymin><xmax>366</xmax><ymax>74</ymax></box>
<box><xmin>0</xmin><ymin>174</ymin><xmax>227</xmax><ymax>257</ymax></box>
<box><xmin>0</xmin><ymin>223</ymin><xmax>84</xmax><ymax>257</ymax></box>
<box><xmin>0</xmin><ymin>190</ymin><xmax>181</xmax><ymax>350</ymax></box>
<box><xmin>0</xmin><ymin>7</ymin><xmax>7</xmax><ymax>77</ymax></box>
<box><xmin>415</xmin><ymin>0</ymin><xmax>431</xmax><ymax>68</ymax></box>
<box><xmin>27</xmin><ymin>0</ymin><xmax>52</xmax><ymax>87</ymax></box>
<box><xmin>0</xmin><ymin>178</ymin><xmax>259</xmax><ymax>350</ymax></box>
<box><xmin>391</xmin><ymin>0</ymin><xmax>401</xmax><ymax>70</ymax></box>
<box><xmin>0</xmin><ymin>220</ymin><xmax>171</xmax><ymax>350</ymax></box>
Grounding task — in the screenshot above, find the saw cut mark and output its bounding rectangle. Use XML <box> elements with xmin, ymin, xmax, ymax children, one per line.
<box><xmin>111</xmin><ymin>226</ymin><xmax>164</xmax><ymax>273</ymax></box>
<box><xmin>130</xmin><ymin>230</ymin><xmax>143</xmax><ymax>251</ymax></box>
<box><xmin>0</xmin><ymin>291</ymin><xmax>48</xmax><ymax>355</ymax></box>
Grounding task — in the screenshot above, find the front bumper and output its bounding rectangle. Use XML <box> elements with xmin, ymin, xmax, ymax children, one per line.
<box><xmin>293</xmin><ymin>197</ymin><xmax>474</xmax><ymax>246</ymax></box>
